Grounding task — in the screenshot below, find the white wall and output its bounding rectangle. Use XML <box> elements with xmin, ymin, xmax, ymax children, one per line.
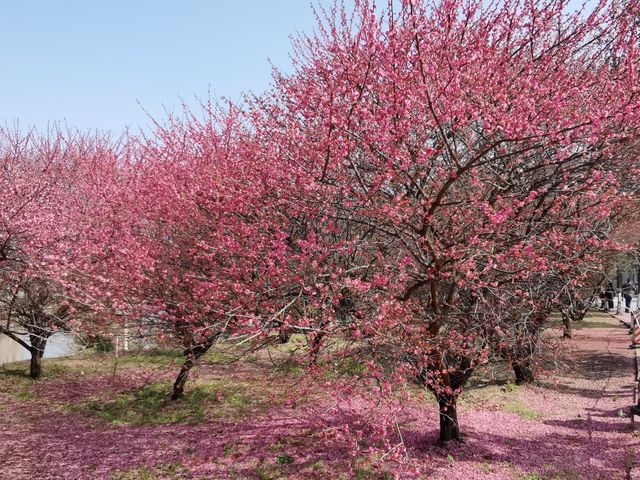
<box><xmin>0</xmin><ymin>332</ymin><xmax>76</xmax><ymax>365</ymax></box>
<box><xmin>0</xmin><ymin>334</ymin><xmax>27</xmax><ymax>365</ymax></box>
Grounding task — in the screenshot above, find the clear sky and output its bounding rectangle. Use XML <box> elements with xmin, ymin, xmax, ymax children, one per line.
<box><xmin>0</xmin><ymin>1</ymin><xmax>331</xmax><ymax>134</ymax></box>
<box><xmin>0</xmin><ymin>0</ymin><xmax>594</xmax><ymax>135</ymax></box>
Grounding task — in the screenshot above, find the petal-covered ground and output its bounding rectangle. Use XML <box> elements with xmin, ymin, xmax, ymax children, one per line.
<box><xmin>0</xmin><ymin>313</ymin><xmax>638</xmax><ymax>479</ymax></box>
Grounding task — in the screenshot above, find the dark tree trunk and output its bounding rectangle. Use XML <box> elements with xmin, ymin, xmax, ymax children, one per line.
<box><xmin>513</xmin><ymin>362</ymin><xmax>535</xmax><ymax>384</ymax></box>
<box><xmin>561</xmin><ymin>311</ymin><xmax>572</xmax><ymax>339</ymax></box>
<box><xmin>278</xmin><ymin>329</ymin><xmax>291</xmax><ymax>344</ymax></box>
<box><xmin>306</xmin><ymin>331</ymin><xmax>325</xmax><ymax>365</ymax></box>
<box><xmin>29</xmin><ymin>335</ymin><xmax>47</xmax><ymax>379</ymax></box>
<box><xmin>171</xmin><ymin>336</ymin><xmax>217</xmax><ymax>400</ymax></box>
<box><xmin>420</xmin><ymin>356</ymin><xmax>474</xmax><ymax>443</ymax></box>
<box><xmin>438</xmin><ymin>395</ymin><xmax>462</xmax><ymax>442</ymax></box>
<box><xmin>30</xmin><ymin>349</ymin><xmax>44</xmax><ymax>379</ymax></box>
<box><xmin>172</xmin><ymin>356</ymin><xmax>195</xmax><ymax>400</ymax></box>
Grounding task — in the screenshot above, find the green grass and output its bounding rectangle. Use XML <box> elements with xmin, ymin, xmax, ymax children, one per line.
<box><xmin>14</xmin><ymin>390</ymin><xmax>34</xmax><ymax>400</ymax></box>
<box><xmin>110</xmin><ymin>463</ymin><xmax>190</xmax><ymax>480</ymax></box>
<box><xmin>2</xmin><ymin>349</ymin><xmax>183</xmax><ymax>385</ymax></box>
<box><xmin>503</xmin><ymin>401</ymin><xmax>542</xmax><ymax>420</ymax></box>
<box><xmin>269</xmin><ymin>435</ymin><xmax>308</xmax><ymax>451</ymax></box>
<box><xmin>263</xmin><ymin>334</ymin><xmax>309</xmax><ymax>356</ymax></box>
<box><xmin>272</xmin><ymin>357</ymin><xmax>305</xmax><ymax>376</ymax></box>
<box><xmin>1</xmin><ymin>358</ymin><xmax>71</xmax><ymax>379</ymax></box>
<box><xmin>253</xmin><ymin>458</ymin><xmax>295</xmax><ymax>480</ymax></box>
<box><xmin>570</xmin><ymin>318</ymin><xmax>616</xmax><ymax>330</ymax></box>
<box><xmin>339</xmin><ymin>456</ymin><xmax>395</xmax><ymax>480</ymax></box>
<box><xmin>523</xmin><ymin>474</ymin><xmax>545</xmax><ymax>480</ymax></box>
<box><xmin>115</xmin><ymin>350</ymin><xmax>183</xmax><ymax>369</ymax></box>
<box><xmin>276</xmin><ymin>454</ymin><xmax>294</xmax><ymax>465</ymax></box>
<box><xmin>204</xmin><ymin>348</ymin><xmax>238</xmax><ymax>364</ymax></box>
<box><xmin>0</xmin><ymin>360</ymin><xmax>72</xmax><ymax>400</ymax></box>
<box><xmin>78</xmin><ymin>378</ymin><xmax>257</xmax><ymax>426</ymax></box>
<box><xmin>110</xmin><ymin>466</ymin><xmax>157</xmax><ymax>480</ymax></box>
<box><xmin>334</xmin><ymin>356</ymin><xmax>366</xmax><ymax>377</ymax></box>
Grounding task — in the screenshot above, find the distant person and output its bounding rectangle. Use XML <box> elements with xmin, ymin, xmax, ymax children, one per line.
<box><xmin>599</xmin><ymin>287</ymin><xmax>607</xmax><ymax>311</ymax></box>
<box><xmin>621</xmin><ymin>281</ymin><xmax>636</xmax><ymax>313</ymax></box>
<box><xmin>602</xmin><ymin>281</ymin><xmax>615</xmax><ymax>312</ymax></box>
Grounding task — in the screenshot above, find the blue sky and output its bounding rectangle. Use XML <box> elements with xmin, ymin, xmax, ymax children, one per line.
<box><xmin>0</xmin><ymin>1</ymin><xmax>329</xmax><ymax>134</ymax></box>
<box><xmin>1</xmin><ymin>0</ymin><xmax>594</xmax><ymax>135</ymax></box>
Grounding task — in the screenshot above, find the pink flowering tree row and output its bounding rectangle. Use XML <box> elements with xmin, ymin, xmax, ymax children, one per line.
<box><xmin>2</xmin><ymin>0</ymin><xmax>639</xmax><ymax>447</ymax></box>
<box><xmin>0</xmin><ymin>126</ymin><xmax>127</xmax><ymax>378</ymax></box>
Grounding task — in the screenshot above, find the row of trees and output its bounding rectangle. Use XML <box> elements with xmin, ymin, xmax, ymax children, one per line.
<box><xmin>1</xmin><ymin>0</ymin><xmax>639</xmax><ymax>444</ymax></box>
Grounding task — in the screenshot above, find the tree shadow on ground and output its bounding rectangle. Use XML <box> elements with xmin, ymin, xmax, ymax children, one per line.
<box><xmin>543</xmin><ymin>406</ymin><xmax>634</xmax><ymax>433</ymax></box>
<box><xmin>563</xmin><ymin>351</ymin><xmax>634</xmax><ymax>380</ymax></box>
<box><xmin>0</xmin><ymin>366</ymin><xmax>31</xmax><ymax>379</ymax></box>
<box><xmin>535</xmin><ymin>380</ymin><xmax>634</xmax><ymax>399</ymax></box>
<box><xmin>533</xmin><ymin>347</ymin><xmax>635</xmax><ymax>401</ymax></box>
<box><xmin>401</xmin><ymin>424</ymin><xmax>635</xmax><ymax>479</ymax></box>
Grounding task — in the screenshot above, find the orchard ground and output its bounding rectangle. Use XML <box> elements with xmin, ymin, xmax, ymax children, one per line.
<box><xmin>1</xmin><ymin>313</ymin><xmax>638</xmax><ymax>480</ymax></box>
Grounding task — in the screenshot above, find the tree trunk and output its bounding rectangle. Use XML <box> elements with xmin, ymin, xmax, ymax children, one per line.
<box><xmin>561</xmin><ymin>312</ymin><xmax>572</xmax><ymax>339</ymax></box>
<box><xmin>30</xmin><ymin>348</ymin><xmax>44</xmax><ymax>379</ymax></box>
<box><xmin>513</xmin><ymin>362</ymin><xmax>535</xmax><ymax>384</ymax></box>
<box><xmin>172</xmin><ymin>356</ymin><xmax>194</xmax><ymax>400</ymax></box>
<box><xmin>171</xmin><ymin>337</ymin><xmax>216</xmax><ymax>400</ymax></box>
<box><xmin>278</xmin><ymin>329</ymin><xmax>291</xmax><ymax>344</ymax></box>
<box><xmin>29</xmin><ymin>335</ymin><xmax>47</xmax><ymax>379</ymax></box>
<box><xmin>438</xmin><ymin>395</ymin><xmax>462</xmax><ymax>442</ymax></box>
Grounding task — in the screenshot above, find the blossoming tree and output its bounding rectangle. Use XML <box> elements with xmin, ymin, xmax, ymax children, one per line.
<box><xmin>251</xmin><ymin>0</ymin><xmax>640</xmax><ymax>441</ymax></box>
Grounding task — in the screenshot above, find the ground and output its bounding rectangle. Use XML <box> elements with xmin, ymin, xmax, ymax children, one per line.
<box><xmin>0</xmin><ymin>313</ymin><xmax>638</xmax><ymax>479</ymax></box>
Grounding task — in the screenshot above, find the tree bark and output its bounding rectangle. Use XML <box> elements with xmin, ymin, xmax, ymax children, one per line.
<box><xmin>29</xmin><ymin>335</ymin><xmax>47</xmax><ymax>379</ymax></box>
<box><xmin>513</xmin><ymin>362</ymin><xmax>535</xmax><ymax>384</ymax></box>
<box><xmin>30</xmin><ymin>349</ymin><xmax>44</xmax><ymax>379</ymax></box>
<box><xmin>561</xmin><ymin>311</ymin><xmax>572</xmax><ymax>339</ymax></box>
<box><xmin>438</xmin><ymin>395</ymin><xmax>462</xmax><ymax>442</ymax></box>
<box><xmin>171</xmin><ymin>336</ymin><xmax>217</xmax><ymax>400</ymax></box>
<box><xmin>172</xmin><ymin>356</ymin><xmax>195</xmax><ymax>400</ymax></box>
<box><xmin>278</xmin><ymin>329</ymin><xmax>291</xmax><ymax>344</ymax></box>
<box><xmin>421</xmin><ymin>355</ymin><xmax>474</xmax><ymax>443</ymax></box>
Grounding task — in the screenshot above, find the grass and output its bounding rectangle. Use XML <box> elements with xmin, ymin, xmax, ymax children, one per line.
<box><xmin>110</xmin><ymin>463</ymin><xmax>191</xmax><ymax>480</ymax></box>
<box><xmin>1</xmin><ymin>319</ymin><xmax>631</xmax><ymax>480</ymax></box>
<box><xmin>252</xmin><ymin>456</ymin><xmax>300</xmax><ymax>480</ymax></box>
<box><xmin>269</xmin><ymin>435</ymin><xmax>309</xmax><ymax>450</ymax></box>
<box><xmin>1</xmin><ymin>345</ymin><xmax>302</xmax><ymax>430</ymax></box>
<box><xmin>269</xmin><ymin>334</ymin><xmax>309</xmax><ymax>354</ymax></box>
<box><xmin>114</xmin><ymin>349</ymin><xmax>183</xmax><ymax>369</ymax></box>
<box><xmin>0</xmin><ymin>360</ymin><xmax>71</xmax><ymax>399</ymax></box>
<box><xmin>110</xmin><ymin>466</ymin><xmax>158</xmax><ymax>480</ymax></box>
<box><xmin>276</xmin><ymin>454</ymin><xmax>294</xmax><ymax>465</ymax></box>
<box><xmin>459</xmin><ymin>383</ymin><xmax>515</xmax><ymax>408</ymax></box>
<box><xmin>571</xmin><ymin>320</ymin><xmax>617</xmax><ymax>330</ymax></box>
<box><xmin>546</xmin><ymin>311</ymin><xmax>617</xmax><ymax>331</ymax></box>
<box><xmin>2</xmin><ymin>348</ymin><xmax>182</xmax><ymax>385</ymax></box>
<box><xmin>204</xmin><ymin>347</ymin><xmax>239</xmax><ymax>364</ymax></box>
<box><xmin>459</xmin><ymin>379</ymin><xmax>546</xmax><ymax>422</ymax></box>
<box><xmin>78</xmin><ymin>378</ymin><xmax>258</xmax><ymax>426</ymax></box>
<box><xmin>333</xmin><ymin>356</ymin><xmax>366</xmax><ymax>377</ymax></box>
<box><xmin>1</xmin><ymin>349</ymin><xmax>187</xmax><ymax>403</ymax></box>
<box><xmin>523</xmin><ymin>474</ymin><xmax>545</xmax><ymax>480</ymax></box>
<box><xmin>1</xmin><ymin>358</ymin><xmax>71</xmax><ymax>379</ymax></box>
<box><xmin>503</xmin><ymin>400</ymin><xmax>542</xmax><ymax>420</ymax></box>
<box><xmin>271</xmin><ymin>357</ymin><xmax>306</xmax><ymax>377</ymax></box>
<box><xmin>349</xmin><ymin>457</ymin><xmax>394</xmax><ymax>480</ymax></box>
